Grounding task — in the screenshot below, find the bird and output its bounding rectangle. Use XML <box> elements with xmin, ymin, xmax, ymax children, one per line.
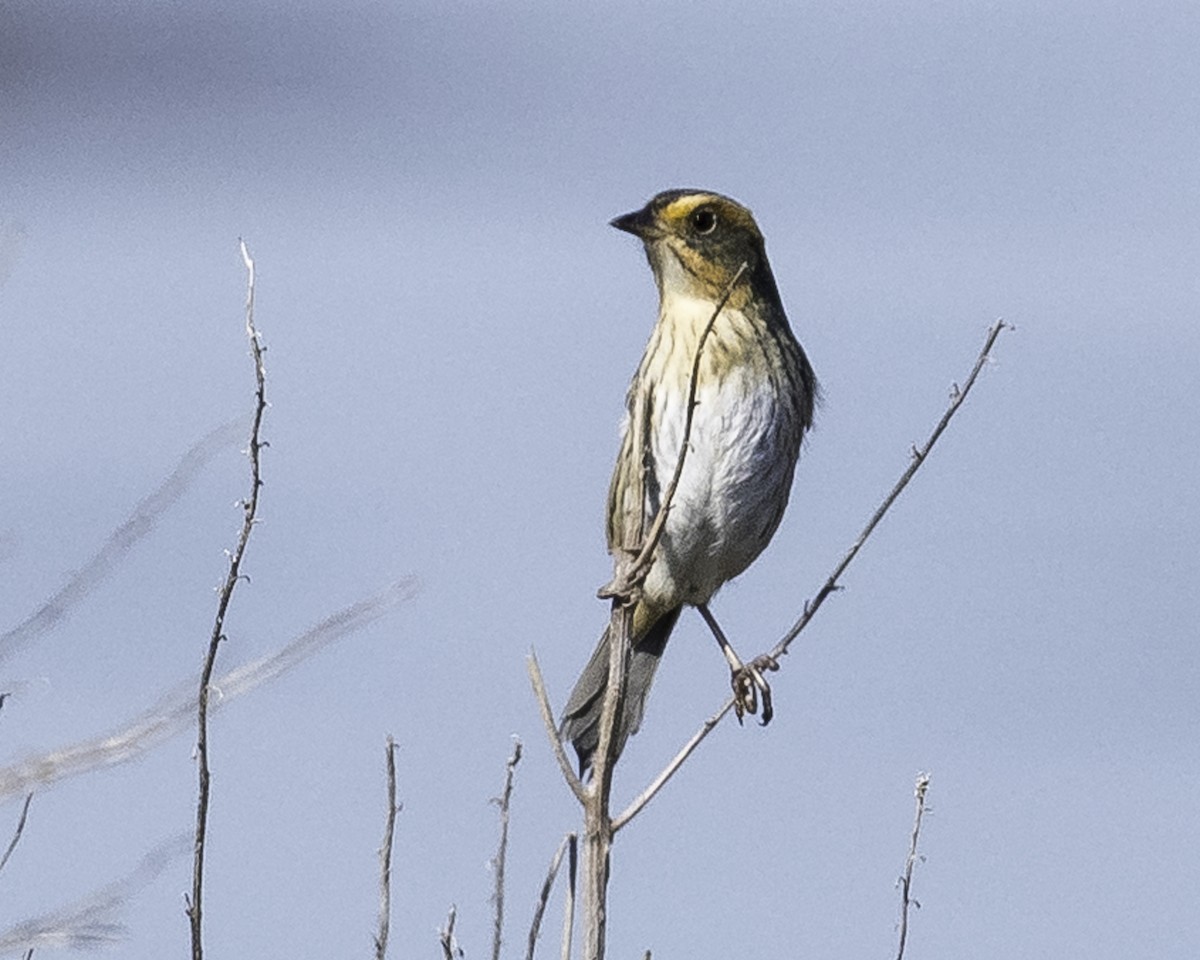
<box><xmin>559</xmin><ymin>188</ymin><xmax>818</xmax><ymax>775</ymax></box>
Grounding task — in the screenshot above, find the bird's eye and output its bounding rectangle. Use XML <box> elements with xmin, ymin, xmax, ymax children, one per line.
<box><xmin>691</xmin><ymin>207</ymin><xmax>717</xmax><ymax>234</ymax></box>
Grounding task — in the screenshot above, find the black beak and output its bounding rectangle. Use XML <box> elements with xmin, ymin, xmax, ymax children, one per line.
<box><xmin>610</xmin><ymin>205</ymin><xmax>657</xmax><ymax>239</ymax></box>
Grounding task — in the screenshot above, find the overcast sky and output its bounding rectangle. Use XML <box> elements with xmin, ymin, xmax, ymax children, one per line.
<box><xmin>2</xmin><ymin>1</ymin><xmax>1198</xmax><ymax>957</ymax></box>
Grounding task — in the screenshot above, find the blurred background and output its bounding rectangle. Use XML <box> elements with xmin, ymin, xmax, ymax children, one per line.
<box><xmin>2</xmin><ymin>1</ymin><xmax>1198</xmax><ymax>957</ymax></box>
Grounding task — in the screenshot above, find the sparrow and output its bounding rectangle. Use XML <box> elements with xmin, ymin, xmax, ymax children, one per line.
<box><xmin>560</xmin><ymin>189</ymin><xmax>818</xmax><ymax>773</ymax></box>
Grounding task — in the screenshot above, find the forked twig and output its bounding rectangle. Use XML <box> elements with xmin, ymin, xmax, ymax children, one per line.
<box><xmin>187</xmin><ymin>240</ymin><xmax>267</xmax><ymax>960</ymax></box>
<box><xmin>896</xmin><ymin>773</ymin><xmax>931</xmax><ymax>960</ymax></box>
<box><xmin>374</xmin><ymin>736</ymin><xmax>400</xmax><ymax>960</ymax></box>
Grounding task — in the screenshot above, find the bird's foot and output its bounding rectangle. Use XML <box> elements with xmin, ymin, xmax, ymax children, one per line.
<box><xmin>731</xmin><ymin>654</ymin><xmax>779</xmax><ymax>726</ymax></box>
<box><xmin>596</xmin><ymin>573</ymin><xmax>643</xmax><ymax>606</ymax></box>
<box><xmin>597</xmin><ymin>548</ymin><xmax>650</xmax><ymax>604</ymax></box>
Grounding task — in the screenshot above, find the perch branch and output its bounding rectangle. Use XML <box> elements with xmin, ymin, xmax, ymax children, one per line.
<box><xmin>615</xmin><ymin>320</ymin><xmax>1007</xmax><ymax>828</ymax></box>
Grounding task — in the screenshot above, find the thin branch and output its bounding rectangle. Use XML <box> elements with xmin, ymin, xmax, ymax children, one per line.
<box><xmin>614</xmin><ymin>320</ymin><xmax>1008</xmax><ymax>831</ymax></box>
<box><xmin>0</xmin><ymin>579</ymin><xmax>416</xmax><ymax>801</ymax></box>
<box><xmin>611</xmin><ymin>700</ymin><xmax>734</xmax><ymax>832</ymax></box>
<box><xmin>188</xmin><ymin>240</ymin><xmax>267</xmax><ymax>960</ymax></box>
<box><xmin>771</xmin><ymin>319</ymin><xmax>1008</xmax><ymax>660</ymax></box>
<box><xmin>439</xmin><ymin>905</ymin><xmax>461</xmax><ymax>960</ymax></box>
<box><xmin>560</xmin><ymin>835</ymin><xmax>576</xmax><ymax>960</ymax></box>
<box><xmin>0</xmin><ymin>419</ymin><xmax>245</xmax><ymax>665</ymax></box>
<box><xmin>896</xmin><ymin>773</ymin><xmax>932</xmax><ymax>960</ymax></box>
<box><xmin>374</xmin><ymin>736</ymin><xmax>400</xmax><ymax>960</ymax></box>
<box><xmin>491</xmin><ymin>739</ymin><xmax>523</xmax><ymax>960</ymax></box>
<box><xmin>527</xmin><ymin>653</ymin><xmax>586</xmax><ymax>804</ymax></box>
<box><xmin>0</xmin><ymin>793</ymin><xmax>33</xmax><ymax>874</ymax></box>
<box><xmin>525</xmin><ymin>832</ymin><xmax>575</xmax><ymax>960</ymax></box>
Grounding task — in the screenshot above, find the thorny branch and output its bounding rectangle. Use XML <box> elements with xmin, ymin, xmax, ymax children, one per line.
<box><xmin>187</xmin><ymin>240</ymin><xmax>267</xmax><ymax>960</ymax></box>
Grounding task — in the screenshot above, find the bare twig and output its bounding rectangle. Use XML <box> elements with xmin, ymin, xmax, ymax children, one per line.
<box><xmin>0</xmin><ymin>793</ymin><xmax>33</xmax><ymax>874</ymax></box>
<box><xmin>0</xmin><ymin>579</ymin><xmax>416</xmax><ymax>801</ymax></box>
<box><xmin>439</xmin><ymin>905</ymin><xmax>461</xmax><ymax>960</ymax></box>
<box><xmin>525</xmin><ymin>832</ymin><xmax>575</xmax><ymax>960</ymax></box>
<box><xmin>896</xmin><ymin>773</ymin><xmax>931</xmax><ymax>960</ymax></box>
<box><xmin>374</xmin><ymin>736</ymin><xmax>400</xmax><ymax>960</ymax></box>
<box><xmin>527</xmin><ymin>653</ymin><xmax>586</xmax><ymax>804</ymax></box>
<box><xmin>491</xmin><ymin>739</ymin><xmax>523</xmax><ymax>960</ymax></box>
<box><xmin>0</xmin><ymin>419</ymin><xmax>245</xmax><ymax>665</ymax></box>
<box><xmin>613</xmin><ymin>321</ymin><xmax>1008</xmax><ymax>829</ymax></box>
<box><xmin>771</xmin><ymin>319</ymin><xmax>1008</xmax><ymax>660</ymax></box>
<box><xmin>187</xmin><ymin>240</ymin><xmax>267</xmax><ymax>960</ymax></box>
<box><xmin>611</xmin><ymin>700</ymin><xmax>734</xmax><ymax>833</ymax></box>
<box><xmin>561</xmin><ymin>834</ymin><xmax>577</xmax><ymax>960</ymax></box>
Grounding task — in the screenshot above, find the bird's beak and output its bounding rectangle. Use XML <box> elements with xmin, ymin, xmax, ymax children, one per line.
<box><xmin>610</xmin><ymin>205</ymin><xmax>659</xmax><ymax>239</ymax></box>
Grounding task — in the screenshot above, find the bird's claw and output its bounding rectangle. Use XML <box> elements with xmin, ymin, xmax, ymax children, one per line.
<box><xmin>596</xmin><ymin>574</ymin><xmax>643</xmax><ymax>606</ymax></box>
<box><xmin>731</xmin><ymin>654</ymin><xmax>778</xmax><ymax>726</ymax></box>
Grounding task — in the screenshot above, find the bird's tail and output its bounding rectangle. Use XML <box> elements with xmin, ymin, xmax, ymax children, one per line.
<box><xmin>559</xmin><ymin>605</ymin><xmax>682</xmax><ymax>774</ymax></box>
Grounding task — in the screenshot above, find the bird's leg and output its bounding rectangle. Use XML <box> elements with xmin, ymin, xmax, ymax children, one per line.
<box><xmin>696</xmin><ymin>604</ymin><xmax>777</xmax><ymax>725</ymax></box>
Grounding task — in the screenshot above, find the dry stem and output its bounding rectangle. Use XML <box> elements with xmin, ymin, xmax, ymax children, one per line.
<box><xmin>896</xmin><ymin>773</ymin><xmax>931</xmax><ymax>960</ymax></box>
<box><xmin>187</xmin><ymin>240</ymin><xmax>267</xmax><ymax>960</ymax></box>
<box><xmin>492</xmin><ymin>739</ymin><xmax>523</xmax><ymax>960</ymax></box>
<box><xmin>525</xmin><ymin>832</ymin><xmax>576</xmax><ymax>960</ymax></box>
<box><xmin>374</xmin><ymin>736</ymin><xmax>400</xmax><ymax>960</ymax></box>
<box><xmin>0</xmin><ymin>793</ymin><xmax>33</xmax><ymax>874</ymax></box>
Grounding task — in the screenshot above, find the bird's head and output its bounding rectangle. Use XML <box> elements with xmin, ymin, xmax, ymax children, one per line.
<box><xmin>610</xmin><ymin>189</ymin><xmax>771</xmax><ymax>304</ymax></box>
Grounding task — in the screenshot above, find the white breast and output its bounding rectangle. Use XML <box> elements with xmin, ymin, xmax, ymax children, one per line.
<box><xmin>637</xmin><ymin>297</ymin><xmax>801</xmax><ymax>608</ymax></box>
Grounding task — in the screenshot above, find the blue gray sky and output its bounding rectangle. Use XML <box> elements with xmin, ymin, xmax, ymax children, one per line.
<box><xmin>2</xmin><ymin>1</ymin><xmax>1198</xmax><ymax>957</ymax></box>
